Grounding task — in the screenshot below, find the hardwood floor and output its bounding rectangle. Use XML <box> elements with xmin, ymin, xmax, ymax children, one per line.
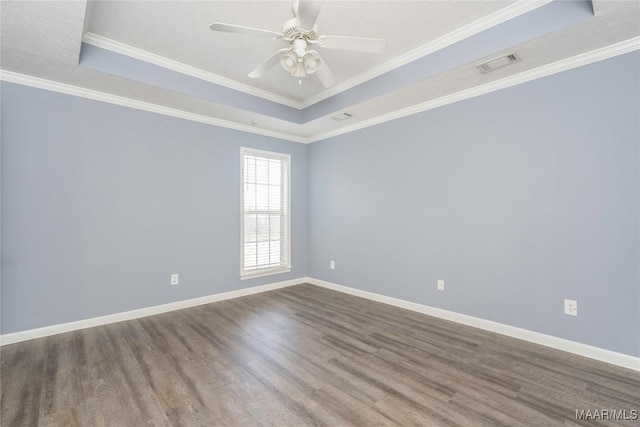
<box><xmin>2</xmin><ymin>283</ymin><xmax>639</xmax><ymax>426</ymax></box>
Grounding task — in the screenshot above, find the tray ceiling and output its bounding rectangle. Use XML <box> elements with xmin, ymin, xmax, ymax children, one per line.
<box><xmin>1</xmin><ymin>1</ymin><xmax>638</xmax><ymax>142</ymax></box>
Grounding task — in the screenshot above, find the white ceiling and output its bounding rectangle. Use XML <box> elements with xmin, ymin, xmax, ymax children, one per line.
<box><xmin>1</xmin><ymin>1</ymin><xmax>639</xmax><ymax>142</ymax></box>
<box><xmin>84</xmin><ymin>0</ymin><xmax>514</xmax><ymax>102</ymax></box>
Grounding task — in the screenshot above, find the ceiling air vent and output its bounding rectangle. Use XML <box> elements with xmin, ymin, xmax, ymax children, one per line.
<box><xmin>476</xmin><ymin>53</ymin><xmax>520</xmax><ymax>74</ymax></box>
<box><xmin>331</xmin><ymin>112</ymin><xmax>354</xmax><ymax>121</ymax></box>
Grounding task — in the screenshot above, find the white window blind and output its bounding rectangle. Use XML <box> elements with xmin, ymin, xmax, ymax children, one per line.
<box><xmin>240</xmin><ymin>148</ymin><xmax>291</xmax><ymax>278</ymax></box>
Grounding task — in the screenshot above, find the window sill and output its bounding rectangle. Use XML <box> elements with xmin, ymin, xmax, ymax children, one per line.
<box><xmin>240</xmin><ymin>267</ymin><xmax>291</xmax><ymax>280</ymax></box>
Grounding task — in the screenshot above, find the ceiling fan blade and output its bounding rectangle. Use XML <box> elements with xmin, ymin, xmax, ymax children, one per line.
<box><xmin>248</xmin><ymin>49</ymin><xmax>289</xmax><ymax>79</ymax></box>
<box><xmin>315</xmin><ymin>58</ymin><xmax>337</xmax><ymax>88</ymax></box>
<box><xmin>296</xmin><ymin>0</ymin><xmax>323</xmax><ymax>30</ymax></box>
<box><xmin>209</xmin><ymin>22</ymin><xmax>282</xmax><ymax>39</ymax></box>
<box><xmin>319</xmin><ymin>35</ymin><xmax>386</xmax><ymax>54</ymax></box>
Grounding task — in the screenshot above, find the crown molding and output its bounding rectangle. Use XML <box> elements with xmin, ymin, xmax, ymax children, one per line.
<box><xmin>2</xmin><ymin>37</ymin><xmax>638</xmax><ymax>144</ymax></box>
<box><xmin>81</xmin><ymin>2</ymin><xmax>549</xmax><ymax>112</ymax></box>
<box><xmin>306</xmin><ymin>36</ymin><xmax>640</xmax><ymax>143</ymax></box>
<box><xmin>299</xmin><ymin>0</ymin><xmax>552</xmax><ymax>108</ymax></box>
<box><xmin>82</xmin><ymin>32</ymin><xmax>304</xmax><ymax>110</ymax></box>
<box><xmin>0</xmin><ymin>70</ymin><xmax>306</xmax><ymax>144</ymax></box>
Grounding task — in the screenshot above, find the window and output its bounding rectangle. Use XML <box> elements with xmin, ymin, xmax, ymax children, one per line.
<box><xmin>240</xmin><ymin>147</ymin><xmax>291</xmax><ymax>278</ymax></box>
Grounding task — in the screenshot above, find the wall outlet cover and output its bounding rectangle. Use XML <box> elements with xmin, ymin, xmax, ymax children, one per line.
<box><xmin>437</xmin><ymin>279</ymin><xmax>445</xmax><ymax>291</ymax></box>
<box><xmin>564</xmin><ymin>299</ymin><xmax>577</xmax><ymax>316</ymax></box>
<box><xmin>171</xmin><ymin>274</ymin><xmax>179</xmax><ymax>285</ymax></box>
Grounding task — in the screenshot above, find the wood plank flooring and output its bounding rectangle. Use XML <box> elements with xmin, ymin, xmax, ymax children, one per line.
<box><xmin>2</xmin><ymin>284</ymin><xmax>639</xmax><ymax>426</ymax></box>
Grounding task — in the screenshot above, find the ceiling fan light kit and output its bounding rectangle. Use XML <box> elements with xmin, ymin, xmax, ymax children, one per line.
<box><xmin>280</xmin><ymin>39</ymin><xmax>322</xmax><ymax>78</ymax></box>
<box><xmin>209</xmin><ymin>0</ymin><xmax>386</xmax><ymax>88</ymax></box>
<box><xmin>303</xmin><ymin>52</ymin><xmax>321</xmax><ymax>74</ymax></box>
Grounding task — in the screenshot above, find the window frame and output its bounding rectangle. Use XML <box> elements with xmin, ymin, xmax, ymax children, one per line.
<box><xmin>240</xmin><ymin>147</ymin><xmax>291</xmax><ymax>279</ymax></box>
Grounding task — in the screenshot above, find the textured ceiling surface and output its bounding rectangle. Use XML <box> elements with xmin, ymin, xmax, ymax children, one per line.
<box><xmin>1</xmin><ymin>1</ymin><xmax>638</xmax><ymax>142</ymax></box>
<box><xmin>84</xmin><ymin>1</ymin><xmax>514</xmax><ymax>101</ymax></box>
<box><xmin>0</xmin><ymin>1</ymin><xmax>86</xmax><ymax>63</ymax></box>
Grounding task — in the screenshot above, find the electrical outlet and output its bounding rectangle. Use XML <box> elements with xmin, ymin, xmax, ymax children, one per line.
<box><xmin>330</xmin><ymin>260</ymin><xmax>335</xmax><ymax>270</ymax></box>
<box><xmin>437</xmin><ymin>279</ymin><xmax>445</xmax><ymax>291</ymax></box>
<box><xmin>171</xmin><ymin>274</ymin><xmax>179</xmax><ymax>285</ymax></box>
<box><xmin>564</xmin><ymin>299</ymin><xmax>577</xmax><ymax>316</ymax></box>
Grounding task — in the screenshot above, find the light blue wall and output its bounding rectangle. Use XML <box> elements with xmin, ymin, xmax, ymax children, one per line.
<box><xmin>2</xmin><ymin>53</ymin><xmax>638</xmax><ymax>358</ymax></box>
<box><xmin>0</xmin><ymin>82</ymin><xmax>307</xmax><ymax>334</ymax></box>
<box><xmin>80</xmin><ymin>44</ymin><xmax>303</xmax><ymax>123</ymax></box>
<box><xmin>307</xmin><ymin>51</ymin><xmax>640</xmax><ymax>357</ymax></box>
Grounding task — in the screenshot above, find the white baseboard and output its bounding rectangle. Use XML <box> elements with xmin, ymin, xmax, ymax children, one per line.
<box><xmin>3</xmin><ymin>276</ymin><xmax>638</xmax><ymax>371</ymax></box>
<box><xmin>0</xmin><ymin>277</ymin><xmax>305</xmax><ymax>346</ymax></box>
<box><xmin>306</xmin><ymin>277</ymin><xmax>640</xmax><ymax>372</ymax></box>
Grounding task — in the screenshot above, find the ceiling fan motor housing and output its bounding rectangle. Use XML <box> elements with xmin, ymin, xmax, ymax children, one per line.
<box><xmin>283</xmin><ymin>18</ymin><xmax>318</xmax><ymax>41</ymax></box>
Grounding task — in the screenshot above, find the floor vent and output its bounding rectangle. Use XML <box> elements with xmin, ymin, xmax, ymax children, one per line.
<box><xmin>476</xmin><ymin>53</ymin><xmax>520</xmax><ymax>74</ymax></box>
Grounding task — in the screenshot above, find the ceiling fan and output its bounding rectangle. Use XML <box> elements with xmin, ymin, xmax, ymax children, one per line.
<box><xmin>209</xmin><ymin>0</ymin><xmax>386</xmax><ymax>88</ymax></box>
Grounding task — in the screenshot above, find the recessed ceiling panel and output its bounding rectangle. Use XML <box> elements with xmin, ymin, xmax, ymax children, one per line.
<box><xmin>2</xmin><ymin>0</ymin><xmax>638</xmax><ymax>142</ymax></box>
<box><xmin>85</xmin><ymin>1</ymin><xmax>515</xmax><ymax>101</ymax></box>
